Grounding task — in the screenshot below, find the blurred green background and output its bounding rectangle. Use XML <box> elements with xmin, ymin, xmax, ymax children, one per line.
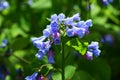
<box><xmin>0</xmin><ymin>0</ymin><xmax>120</xmax><ymax>80</ymax></box>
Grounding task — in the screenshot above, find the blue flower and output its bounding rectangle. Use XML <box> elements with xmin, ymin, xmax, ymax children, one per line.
<box><xmin>73</xmin><ymin>27</ymin><xmax>86</xmax><ymax>38</ymax></box>
<box><xmin>50</xmin><ymin>21</ymin><xmax>59</xmax><ymax>34</ymax></box>
<box><xmin>65</xmin><ymin>18</ymin><xmax>73</xmax><ymax>26</ymax></box>
<box><xmin>72</xmin><ymin>13</ymin><xmax>80</xmax><ymax>21</ymax></box>
<box><xmin>25</xmin><ymin>72</ymin><xmax>38</xmax><ymax>80</ymax></box>
<box><xmin>35</xmin><ymin>40</ymin><xmax>51</xmax><ymax>60</ymax></box>
<box><xmin>0</xmin><ymin>39</ymin><xmax>8</xmax><ymax>48</ymax></box>
<box><xmin>76</xmin><ymin>21</ymin><xmax>85</xmax><ymax>28</ymax></box>
<box><xmin>31</xmin><ymin>36</ymin><xmax>51</xmax><ymax>60</ymax></box>
<box><xmin>86</xmin><ymin>42</ymin><xmax>101</xmax><ymax>60</ymax></box>
<box><xmin>58</xmin><ymin>13</ymin><xmax>65</xmax><ymax>23</ymax></box>
<box><xmin>100</xmin><ymin>34</ymin><xmax>114</xmax><ymax>45</ymax></box>
<box><xmin>35</xmin><ymin>50</ymin><xmax>46</xmax><ymax>60</ymax></box>
<box><xmin>0</xmin><ymin>0</ymin><xmax>9</xmax><ymax>11</ymax></box>
<box><xmin>43</xmin><ymin>25</ymin><xmax>51</xmax><ymax>37</ymax></box>
<box><xmin>85</xmin><ymin>19</ymin><xmax>92</xmax><ymax>27</ymax></box>
<box><xmin>102</xmin><ymin>0</ymin><xmax>113</xmax><ymax>6</ymax></box>
<box><xmin>51</xmin><ymin>14</ymin><xmax>58</xmax><ymax>21</ymax></box>
<box><xmin>66</xmin><ymin>28</ymin><xmax>74</xmax><ymax>37</ymax></box>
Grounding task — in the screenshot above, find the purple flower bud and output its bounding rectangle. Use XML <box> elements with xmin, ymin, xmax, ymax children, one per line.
<box><xmin>52</xmin><ymin>32</ymin><xmax>60</xmax><ymax>45</ymax></box>
<box><xmin>36</xmin><ymin>75</ymin><xmax>45</xmax><ymax>80</ymax></box>
<box><xmin>48</xmin><ymin>50</ymin><xmax>55</xmax><ymax>63</ymax></box>
<box><xmin>86</xmin><ymin>51</ymin><xmax>93</xmax><ymax>60</ymax></box>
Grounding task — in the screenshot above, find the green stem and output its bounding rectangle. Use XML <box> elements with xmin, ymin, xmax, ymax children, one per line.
<box><xmin>61</xmin><ymin>41</ymin><xmax>65</xmax><ymax>80</ymax></box>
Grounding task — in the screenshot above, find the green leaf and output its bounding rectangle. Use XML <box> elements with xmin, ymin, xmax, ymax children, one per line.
<box><xmin>52</xmin><ymin>65</ymin><xmax>76</xmax><ymax>80</ymax></box>
<box><xmin>31</xmin><ymin>0</ymin><xmax>52</xmax><ymax>10</ymax></box>
<box><xmin>20</xmin><ymin>17</ymin><xmax>30</xmax><ymax>32</ymax></box>
<box><xmin>11</xmin><ymin>37</ymin><xmax>29</xmax><ymax>50</ymax></box>
<box><xmin>52</xmin><ymin>72</ymin><xmax>61</xmax><ymax>80</ymax></box>
<box><xmin>65</xmin><ymin>65</ymin><xmax>76</xmax><ymax>80</ymax></box>
<box><xmin>66</xmin><ymin>38</ymin><xmax>88</xmax><ymax>55</ymax></box>
<box><xmin>72</xmin><ymin>70</ymin><xmax>93</xmax><ymax>80</ymax></box>
<box><xmin>10</xmin><ymin>23</ymin><xmax>28</xmax><ymax>38</ymax></box>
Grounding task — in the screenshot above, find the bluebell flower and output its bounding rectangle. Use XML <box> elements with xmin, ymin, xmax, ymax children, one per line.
<box><xmin>58</xmin><ymin>13</ymin><xmax>65</xmax><ymax>23</ymax></box>
<box><xmin>86</xmin><ymin>42</ymin><xmax>101</xmax><ymax>60</ymax></box>
<box><xmin>51</xmin><ymin>14</ymin><xmax>58</xmax><ymax>21</ymax></box>
<box><xmin>35</xmin><ymin>40</ymin><xmax>51</xmax><ymax>60</ymax></box>
<box><xmin>31</xmin><ymin>36</ymin><xmax>47</xmax><ymax>49</ymax></box>
<box><xmin>48</xmin><ymin>51</ymin><xmax>55</xmax><ymax>63</ymax></box>
<box><xmin>66</xmin><ymin>28</ymin><xmax>74</xmax><ymax>37</ymax></box>
<box><xmin>0</xmin><ymin>0</ymin><xmax>9</xmax><ymax>11</ymax></box>
<box><xmin>102</xmin><ymin>0</ymin><xmax>113</xmax><ymax>6</ymax></box>
<box><xmin>43</xmin><ymin>25</ymin><xmax>51</xmax><ymax>37</ymax></box>
<box><xmin>31</xmin><ymin>36</ymin><xmax>51</xmax><ymax>60</ymax></box>
<box><xmin>65</xmin><ymin>18</ymin><xmax>73</xmax><ymax>26</ymax></box>
<box><xmin>0</xmin><ymin>39</ymin><xmax>8</xmax><ymax>48</ymax></box>
<box><xmin>73</xmin><ymin>27</ymin><xmax>86</xmax><ymax>38</ymax></box>
<box><xmin>76</xmin><ymin>19</ymin><xmax>92</xmax><ymax>34</ymax></box>
<box><xmin>35</xmin><ymin>50</ymin><xmax>46</xmax><ymax>60</ymax></box>
<box><xmin>76</xmin><ymin>21</ymin><xmax>85</xmax><ymax>28</ymax></box>
<box><xmin>50</xmin><ymin>21</ymin><xmax>59</xmax><ymax>34</ymax></box>
<box><xmin>85</xmin><ymin>19</ymin><xmax>92</xmax><ymax>27</ymax></box>
<box><xmin>100</xmin><ymin>34</ymin><xmax>114</xmax><ymax>45</ymax></box>
<box><xmin>25</xmin><ymin>72</ymin><xmax>38</xmax><ymax>80</ymax></box>
<box><xmin>72</xmin><ymin>13</ymin><xmax>80</xmax><ymax>21</ymax></box>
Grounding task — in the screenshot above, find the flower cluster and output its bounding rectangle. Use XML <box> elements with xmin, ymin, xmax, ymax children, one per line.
<box><xmin>32</xmin><ymin>13</ymin><xmax>92</xmax><ymax>63</ymax></box>
<box><xmin>85</xmin><ymin>42</ymin><xmax>101</xmax><ymax>60</ymax></box>
<box><xmin>0</xmin><ymin>0</ymin><xmax>9</xmax><ymax>11</ymax></box>
<box><xmin>102</xmin><ymin>0</ymin><xmax>113</xmax><ymax>6</ymax></box>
